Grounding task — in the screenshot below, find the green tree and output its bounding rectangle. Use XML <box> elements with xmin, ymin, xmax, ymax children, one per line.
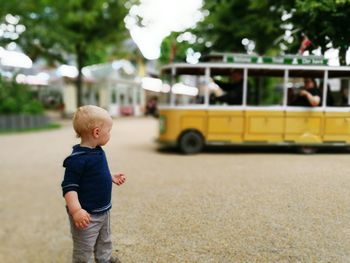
<box><xmin>191</xmin><ymin>0</ymin><xmax>283</xmax><ymax>56</ymax></box>
<box><xmin>1</xmin><ymin>0</ymin><xmax>130</xmax><ymax>106</ymax></box>
<box><xmin>159</xmin><ymin>32</ymin><xmax>198</xmax><ymax>64</ymax></box>
<box><xmin>158</xmin><ymin>0</ymin><xmax>286</xmax><ymax>64</ymax></box>
<box><xmin>284</xmin><ymin>0</ymin><xmax>350</xmax><ymax>64</ymax></box>
<box><xmin>163</xmin><ymin>0</ymin><xmax>350</xmax><ymax>65</ymax></box>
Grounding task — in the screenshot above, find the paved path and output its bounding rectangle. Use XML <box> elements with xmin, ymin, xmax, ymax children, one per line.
<box><xmin>1</xmin><ymin>117</ymin><xmax>350</xmax><ymax>262</ymax></box>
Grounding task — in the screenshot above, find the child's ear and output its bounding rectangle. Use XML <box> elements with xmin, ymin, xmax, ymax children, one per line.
<box><xmin>92</xmin><ymin>127</ymin><xmax>100</xmax><ymax>138</ymax></box>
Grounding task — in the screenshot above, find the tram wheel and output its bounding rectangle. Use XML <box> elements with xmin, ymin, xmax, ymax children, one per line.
<box><xmin>178</xmin><ymin>131</ymin><xmax>204</xmax><ymax>154</ymax></box>
<box><xmin>298</xmin><ymin>146</ymin><xmax>318</xmax><ymax>154</ymax></box>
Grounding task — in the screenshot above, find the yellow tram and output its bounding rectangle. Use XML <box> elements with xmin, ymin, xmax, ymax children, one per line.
<box><xmin>157</xmin><ymin>53</ymin><xmax>350</xmax><ymax>154</ymax></box>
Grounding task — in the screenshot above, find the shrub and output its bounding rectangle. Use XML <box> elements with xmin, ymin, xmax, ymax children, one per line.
<box><xmin>1</xmin><ymin>97</ymin><xmax>19</xmax><ymax>114</ymax></box>
<box><xmin>0</xmin><ymin>76</ymin><xmax>44</xmax><ymax>115</ymax></box>
<box><xmin>23</xmin><ymin>100</ymin><xmax>44</xmax><ymax>114</ymax></box>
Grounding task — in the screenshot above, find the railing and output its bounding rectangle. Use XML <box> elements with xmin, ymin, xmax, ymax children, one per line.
<box><xmin>0</xmin><ymin>114</ymin><xmax>50</xmax><ymax>131</ymax></box>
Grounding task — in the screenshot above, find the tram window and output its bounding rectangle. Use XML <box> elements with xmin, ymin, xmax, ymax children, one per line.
<box><xmin>287</xmin><ymin>76</ymin><xmax>322</xmax><ymax>107</ymax></box>
<box><xmin>158</xmin><ymin>75</ymin><xmax>172</xmax><ymax>105</ymax></box>
<box><xmin>158</xmin><ymin>87</ymin><xmax>171</xmax><ymax>105</ymax></box>
<box><xmin>173</xmin><ymin>75</ymin><xmax>205</xmax><ymax>106</ymax></box>
<box><xmin>210</xmin><ymin>70</ymin><xmax>244</xmax><ymax>106</ymax></box>
<box><xmin>322</xmin><ymin>79</ymin><xmax>349</xmax><ymax>107</ymax></box>
<box><xmin>173</xmin><ymin>94</ymin><xmax>198</xmax><ymax>105</ymax></box>
<box><xmin>340</xmin><ymin>86</ymin><xmax>350</xmax><ymax>106</ymax></box>
<box><xmin>158</xmin><ymin>75</ymin><xmax>206</xmax><ymax>106</ymax></box>
<box><xmin>246</xmin><ymin>75</ymin><xmax>284</xmax><ymax>106</ymax></box>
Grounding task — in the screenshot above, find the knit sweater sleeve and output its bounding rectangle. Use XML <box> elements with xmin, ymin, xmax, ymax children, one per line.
<box><xmin>61</xmin><ymin>156</ymin><xmax>85</xmax><ymax>196</ymax></box>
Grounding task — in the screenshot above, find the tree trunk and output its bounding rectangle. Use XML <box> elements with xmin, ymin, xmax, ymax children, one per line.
<box><xmin>76</xmin><ymin>44</ymin><xmax>84</xmax><ymax>107</ymax></box>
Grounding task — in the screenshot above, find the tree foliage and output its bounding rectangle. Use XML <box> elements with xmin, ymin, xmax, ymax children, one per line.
<box><xmin>159</xmin><ymin>0</ymin><xmax>284</xmax><ymax>64</ymax></box>
<box><xmin>159</xmin><ymin>0</ymin><xmax>350</xmax><ymax>65</ymax></box>
<box><xmin>198</xmin><ymin>0</ymin><xmax>282</xmax><ymax>55</ymax></box>
<box><xmin>286</xmin><ymin>0</ymin><xmax>350</xmax><ymax>64</ymax></box>
<box><xmin>159</xmin><ymin>32</ymin><xmax>202</xmax><ymax>64</ymax></box>
<box><xmin>1</xmin><ymin>0</ymin><xmax>130</xmax><ymax>106</ymax></box>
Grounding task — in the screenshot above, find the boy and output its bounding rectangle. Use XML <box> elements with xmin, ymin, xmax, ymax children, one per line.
<box><xmin>61</xmin><ymin>105</ymin><xmax>126</xmax><ymax>263</ymax></box>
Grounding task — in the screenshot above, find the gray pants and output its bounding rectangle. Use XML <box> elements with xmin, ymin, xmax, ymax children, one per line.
<box><xmin>68</xmin><ymin>211</ymin><xmax>112</xmax><ymax>263</ymax></box>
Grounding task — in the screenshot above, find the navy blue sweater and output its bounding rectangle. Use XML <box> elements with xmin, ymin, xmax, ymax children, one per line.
<box><xmin>61</xmin><ymin>145</ymin><xmax>112</xmax><ymax>214</ymax></box>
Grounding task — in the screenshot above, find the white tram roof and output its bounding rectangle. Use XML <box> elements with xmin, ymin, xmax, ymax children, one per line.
<box><xmin>161</xmin><ymin>54</ymin><xmax>350</xmax><ymax>78</ymax></box>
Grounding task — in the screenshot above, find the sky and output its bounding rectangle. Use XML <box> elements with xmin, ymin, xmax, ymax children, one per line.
<box><xmin>125</xmin><ymin>0</ymin><xmax>204</xmax><ymax>60</ymax></box>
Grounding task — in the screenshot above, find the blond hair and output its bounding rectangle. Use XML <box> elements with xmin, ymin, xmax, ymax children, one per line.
<box><xmin>73</xmin><ymin>105</ymin><xmax>110</xmax><ymax>138</ymax></box>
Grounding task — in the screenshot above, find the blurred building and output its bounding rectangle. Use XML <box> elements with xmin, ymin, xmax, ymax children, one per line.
<box><xmin>49</xmin><ymin>60</ymin><xmax>143</xmax><ymax>117</ymax></box>
<box><xmin>0</xmin><ymin>48</ymin><xmax>154</xmax><ymax>118</ymax></box>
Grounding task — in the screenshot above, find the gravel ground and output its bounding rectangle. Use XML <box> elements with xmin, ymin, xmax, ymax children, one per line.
<box><xmin>1</xmin><ymin>117</ymin><xmax>350</xmax><ymax>263</ymax></box>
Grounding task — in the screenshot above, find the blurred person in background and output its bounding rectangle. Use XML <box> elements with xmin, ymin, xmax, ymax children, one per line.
<box><xmin>214</xmin><ymin>70</ymin><xmax>244</xmax><ymax>105</ymax></box>
<box><xmin>290</xmin><ymin>78</ymin><xmax>321</xmax><ymax>107</ymax></box>
<box><xmin>145</xmin><ymin>96</ymin><xmax>159</xmax><ymax>117</ymax></box>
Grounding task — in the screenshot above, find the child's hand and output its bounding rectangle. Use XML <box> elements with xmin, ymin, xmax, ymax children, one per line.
<box><xmin>72</xmin><ymin>209</ymin><xmax>91</xmax><ymax>230</ymax></box>
<box><xmin>112</xmin><ymin>173</ymin><xmax>126</xmax><ymax>186</ymax></box>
